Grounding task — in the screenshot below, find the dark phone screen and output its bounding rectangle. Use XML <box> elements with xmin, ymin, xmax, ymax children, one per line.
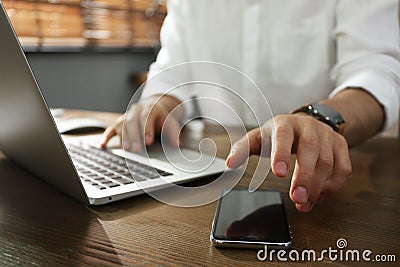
<box><xmin>213</xmin><ymin>189</ymin><xmax>291</xmax><ymax>243</ymax></box>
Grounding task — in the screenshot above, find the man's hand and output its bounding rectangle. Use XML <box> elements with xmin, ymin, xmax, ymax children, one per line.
<box><xmin>226</xmin><ymin>113</ymin><xmax>352</xmax><ymax>213</ymax></box>
<box><xmin>100</xmin><ymin>95</ymin><xmax>183</xmax><ymax>152</ymax></box>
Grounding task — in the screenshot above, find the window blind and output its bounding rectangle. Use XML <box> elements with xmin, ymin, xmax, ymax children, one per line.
<box><xmin>3</xmin><ymin>0</ymin><xmax>166</xmax><ymax>48</ymax></box>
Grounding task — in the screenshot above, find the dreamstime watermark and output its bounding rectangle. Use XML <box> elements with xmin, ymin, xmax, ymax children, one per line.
<box><xmin>122</xmin><ymin>61</ymin><xmax>275</xmax><ymax>207</ymax></box>
<box><xmin>257</xmin><ymin>238</ymin><xmax>396</xmax><ymax>263</ymax></box>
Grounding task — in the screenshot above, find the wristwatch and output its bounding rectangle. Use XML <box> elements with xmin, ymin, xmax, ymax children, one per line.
<box><xmin>292</xmin><ymin>103</ymin><xmax>346</xmax><ymax>135</ymax></box>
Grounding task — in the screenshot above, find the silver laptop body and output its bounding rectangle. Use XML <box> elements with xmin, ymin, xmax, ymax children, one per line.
<box><xmin>0</xmin><ymin>3</ymin><xmax>226</xmax><ymax>205</ymax></box>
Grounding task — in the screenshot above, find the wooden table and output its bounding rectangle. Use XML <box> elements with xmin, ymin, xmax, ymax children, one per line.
<box><xmin>0</xmin><ymin>109</ymin><xmax>398</xmax><ymax>266</ymax></box>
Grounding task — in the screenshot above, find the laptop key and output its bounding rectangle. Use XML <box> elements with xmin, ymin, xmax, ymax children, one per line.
<box><xmin>145</xmin><ymin>172</ymin><xmax>160</xmax><ymax>179</ymax></box>
<box><xmin>112</xmin><ymin>177</ymin><xmax>127</xmax><ymax>183</ymax></box>
<box><xmin>130</xmin><ymin>174</ymin><xmax>147</xmax><ymax>182</ymax></box>
<box><xmin>93</xmin><ymin>178</ymin><xmax>108</xmax><ymax>183</ymax></box>
<box><xmin>158</xmin><ymin>171</ymin><xmax>173</xmax><ymax>176</ymax></box>
<box><xmin>68</xmin><ymin>144</ymin><xmax>171</xmax><ymax>190</ymax></box>
<box><xmin>92</xmin><ymin>184</ymin><xmax>106</xmax><ymax>190</ymax></box>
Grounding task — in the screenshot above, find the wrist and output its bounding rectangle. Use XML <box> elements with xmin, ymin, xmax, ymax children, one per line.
<box><xmin>143</xmin><ymin>94</ymin><xmax>184</xmax><ymax>119</ymax></box>
<box><xmin>292</xmin><ymin>102</ymin><xmax>346</xmax><ymax>135</ymax></box>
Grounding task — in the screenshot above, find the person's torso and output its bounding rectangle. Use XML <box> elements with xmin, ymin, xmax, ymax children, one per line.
<box><xmin>177</xmin><ymin>0</ymin><xmax>337</xmax><ymax>126</ymax></box>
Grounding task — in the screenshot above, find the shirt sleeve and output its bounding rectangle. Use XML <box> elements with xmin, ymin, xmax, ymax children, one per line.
<box><xmin>140</xmin><ymin>0</ymin><xmax>194</xmax><ymax>118</ymax></box>
<box><xmin>329</xmin><ymin>0</ymin><xmax>400</xmax><ymax>130</ymax></box>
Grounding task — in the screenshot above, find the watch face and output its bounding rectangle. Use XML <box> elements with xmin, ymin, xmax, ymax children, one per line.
<box><xmin>294</xmin><ymin>103</ymin><xmax>346</xmax><ymax>134</ymax></box>
<box><xmin>310</xmin><ymin>103</ymin><xmax>345</xmax><ymax>133</ymax></box>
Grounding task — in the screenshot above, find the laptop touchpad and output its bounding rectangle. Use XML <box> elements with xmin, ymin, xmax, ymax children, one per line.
<box><xmin>145</xmin><ymin>143</ymin><xmax>218</xmax><ymax>173</ymax></box>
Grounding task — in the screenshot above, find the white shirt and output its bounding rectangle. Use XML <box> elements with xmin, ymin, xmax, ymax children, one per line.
<box><xmin>142</xmin><ymin>0</ymin><xmax>400</xmax><ymax>130</ymax></box>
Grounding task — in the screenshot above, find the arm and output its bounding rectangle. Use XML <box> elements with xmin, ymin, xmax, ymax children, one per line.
<box><xmin>101</xmin><ymin>0</ymin><xmax>191</xmax><ymax>149</ymax></box>
<box><xmin>329</xmin><ymin>0</ymin><xmax>400</xmax><ymax>133</ymax></box>
<box><xmin>228</xmin><ymin>0</ymin><xmax>400</xmax><ymax>213</ymax></box>
<box><xmin>322</xmin><ymin>88</ymin><xmax>384</xmax><ymax>146</ymax></box>
<box><xmin>141</xmin><ymin>0</ymin><xmax>193</xmax><ymax>116</ymax></box>
<box><xmin>327</xmin><ymin>0</ymin><xmax>400</xmax><ymax>144</ymax></box>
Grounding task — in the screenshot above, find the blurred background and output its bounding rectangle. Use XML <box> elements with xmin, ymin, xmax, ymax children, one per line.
<box><xmin>3</xmin><ymin>0</ymin><xmax>167</xmax><ymax>112</ymax></box>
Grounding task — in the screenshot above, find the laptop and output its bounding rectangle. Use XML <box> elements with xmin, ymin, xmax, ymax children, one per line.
<box><xmin>0</xmin><ymin>3</ymin><xmax>227</xmax><ymax>205</ymax></box>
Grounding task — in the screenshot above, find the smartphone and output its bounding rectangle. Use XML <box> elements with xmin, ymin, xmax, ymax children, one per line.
<box><xmin>210</xmin><ymin>189</ymin><xmax>292</xmax><ymax>249</ymax></box>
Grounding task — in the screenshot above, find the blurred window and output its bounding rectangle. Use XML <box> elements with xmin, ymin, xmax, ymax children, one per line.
<box><xmin>3</xmin><ymin>0</ymin><xmax>166</xmax><ymax>48</ymax></box>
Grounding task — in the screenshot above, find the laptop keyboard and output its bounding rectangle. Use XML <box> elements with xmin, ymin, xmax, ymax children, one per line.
<box><xmin>67</xmin><ymin>144</ymin><xmax>172</xmax><ymax>190</ymax></box>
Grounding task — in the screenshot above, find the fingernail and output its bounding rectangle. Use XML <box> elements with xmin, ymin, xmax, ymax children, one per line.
<box><xmin>274</xmin><ymin>161</ymin><xmax>288</xmax><ymax>177</ymax></box>
<box><xmin>122</xmin><ymin>141</ymin><xmax>130</xmax><ymax>150</ymax></box>
<box><xmin>225</xmin><ymin>148</ymin><xmax>236</xmax><ymax>167</ymax></box>
<box><xmin>297</xmin><ymin>201</ymin><xmax>313</xmax><ymax>212</ymax></box>
<box><xmin>226</xmin><ymin>156</ymin><xmax>231</xmax><ymax>167</ymax></box>
<box><xmin>293</xmin><ymin>186</ymin><xmax>308</xmax><ymax>204</ymax></box>
<box><xmin>145</xmin><ymin>134</ymin><xmax>152</xmax><ymax>144</ymax></box>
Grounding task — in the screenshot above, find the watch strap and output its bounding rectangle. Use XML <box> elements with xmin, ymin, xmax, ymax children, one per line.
<box><xmin>292</xmin><ymin>103</ymin><xmax>346</xmax><ymax>135</ymax></box>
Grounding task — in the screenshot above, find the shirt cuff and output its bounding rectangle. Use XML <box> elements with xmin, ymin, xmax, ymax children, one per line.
<box><xmin>329</xmin><ymin>70</ymin><xmax>400</xmax><ymax>131</ymax></box>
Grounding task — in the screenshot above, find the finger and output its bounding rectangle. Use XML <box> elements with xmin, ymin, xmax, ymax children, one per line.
<box><xmin>322</xmin><ymin>134</ymin><xmax>352</xmax><ymax>195</ymax></box>
<box><xmin>226</xmin><ymin>128</ymin><xmax>262</xmax><ymax>169</ymax></box>
<box><xmin>290</xmin><ymin>125</ymin><xmax>320</xmax><ymax>206</ymax></box>
<box><xmin>141</xmin><ymin>105</ymin><xmax>158</xmax><ymax>146</ymax></box>
<box><xmin>160</xmin><ymin>114</ymin><xmax>181</xmax><ymax>148</ymax></box>
<box><xmin>296</xmin><ymin>130</ymin><xmax>334</xmax><ymax>212</ymax></box>
<box><xmin>100</xmin><ymin>126</ymin><xmax>117</xmax><ymax>149</ymax></box>
<box><xmin>124</xmin><ymin>106</ymin><xmax>144</xmax><ymax>152</ymax></box>
<box><xmin>271</xmin><ymin>122</ymin><xmax>294</xmax><ymax>177</ymax></box>
<box><xmin>145</xmin><ymin>107</ymin><xmax>181</xmax><ymax>148</ymax></box>
<box><xmin>295</xmin><ymin>202</ymin><xmax>314</xmax><ymax>213</ymax></box>
<box><xmin>101</xmin><ymin>115</ymin><xmax>124</xmax><ymax>148</ymax></box>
